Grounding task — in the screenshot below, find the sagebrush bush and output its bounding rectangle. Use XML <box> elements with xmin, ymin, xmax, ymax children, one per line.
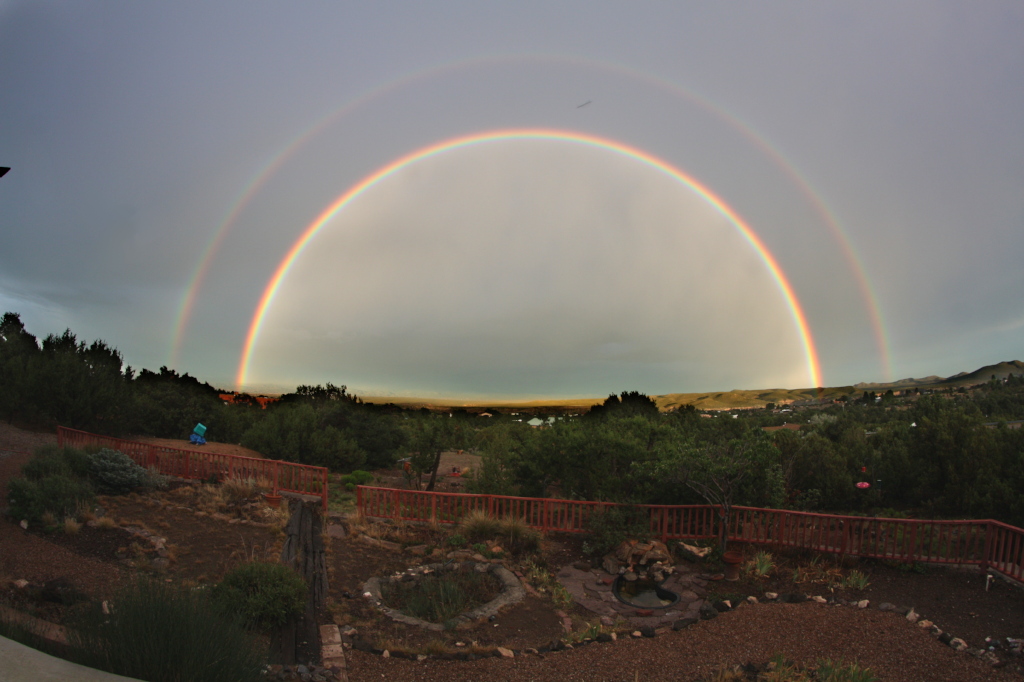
<box><xmin>68</xmin><ymin>579</ymin><xmax>266</xmax><ymax>682</ymax></box>
<box><xmin>8</xmin><ymin>474</ymin><xmax>94</xmax><ymax>524</ymax></box>
<box><xmin>212</xmin><ymin>562</ymin><xmax>307</xmax><ymax>631</ymax></box>
<box><xmin>89</xmin><ymin>448</ymin><xmax>150</xmax><ymax>495</ymax></box>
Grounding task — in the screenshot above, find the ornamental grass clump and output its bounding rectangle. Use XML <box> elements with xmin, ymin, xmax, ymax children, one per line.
<box><xmin>67</xmin><ymin>579</ymin><xmax>266</xmax><ymax>682</ymax></box>
<box><xmin>498</xmin><ymin>515</ymin><xmax>541</xmax><ymax>555</ymax></box>
<box><xmin>458</xmin><ymin>509</ymin><xmax>502</xmax><ymax>542</ymax></box>
<box><xmin>379</xmin><ymin>565</ymin><xmax>502</xmax><ymax>624</ymax></box>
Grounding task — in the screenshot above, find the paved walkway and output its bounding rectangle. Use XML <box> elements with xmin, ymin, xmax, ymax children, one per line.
<box><xmin>0</xmin><ymin>635</ymin><xmax>143</xmax><ymax>682</ymax></box>
<box><xmin>556</xmin><ymin>562</ymin><xmax>707</xmax><ymax>628</ymax></box>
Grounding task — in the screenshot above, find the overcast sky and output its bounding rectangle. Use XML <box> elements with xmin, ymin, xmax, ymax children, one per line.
<box><xmin>1</xmin><ymin>2</ymin><xmax>1022</xmax><ymax>398</ymax></box>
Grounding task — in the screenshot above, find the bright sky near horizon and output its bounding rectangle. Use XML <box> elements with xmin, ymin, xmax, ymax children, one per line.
<box><xmin>1</xmin><ymin>2</ymin><xmax>1022</xmax><ymax>398</ymax></box>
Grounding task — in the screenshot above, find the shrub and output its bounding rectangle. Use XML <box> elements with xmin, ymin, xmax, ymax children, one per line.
<box><xmin>63</xmin><ymin>517</ymin><xmax>82</xmax><ymax>534</ymax></box>
<box><xmin>339</xmin><ymin>470</ymin><xmax>374</xmax><ymax>486</ymax></box>
<box><xmin>581</xmin><ymin>505</ymin><xmax>651</xmax><ymax>558</ymax></box>
<box><xmin>89</xmin><ymin>448</ymin><xmax>150</xmax><ymax>495</ymax></box>
<box><xmin>212</xmin><ymin>562</ymin><xmax>307</xmax><ymax>631</ymax></box>
<box><xmin>458</xmin><ymin>509</ymin><xmax>502</xmax><ymax>542</ymax></box>
<box><xmin>67</xmin><ymin>579</ymin><xmax>266</xmax><ymax>682</ymax></box>
<box><xmin>7</xmin><ymin>474</ymin><xmax>95</xmax><ymax>524</ymax></box>
<box><xmin>22</xmin><ymin>445</ymin><xmax>91</xmax><ymax>480</ymax></box>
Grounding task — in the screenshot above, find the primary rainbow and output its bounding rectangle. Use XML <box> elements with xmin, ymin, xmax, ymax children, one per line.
<box><xmin>236</xmin><ymin>128</ymin><xmax>823</xmax><ymax>391</ymax></box>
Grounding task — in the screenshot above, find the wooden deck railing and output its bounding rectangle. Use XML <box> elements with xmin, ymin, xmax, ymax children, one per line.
<box><xmin>356</xmin><ymin>485</ymin><xmax>1024</xmax><ymax>583</ymax></box>
<box><xmin>58</xmin><ymin>427</ymin><xmax>328</xmax><ymax>511</ymax></box>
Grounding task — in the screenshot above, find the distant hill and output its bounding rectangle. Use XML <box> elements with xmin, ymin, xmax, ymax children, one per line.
<box><xmin>854</xmin><ymin>360</ymin><xmax>1024</xmax><ymax>391</ymax></box>
<box><xmin>361</xmin><ymin>360</ymin><xmax>1023</xmax><ymax>413</ymax></box>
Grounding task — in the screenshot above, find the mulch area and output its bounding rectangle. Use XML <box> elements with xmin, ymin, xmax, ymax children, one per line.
<box><xmin>700</xmin><ymin>549</ymin><xmax>1024</xmax><ymax>650</ymax></box>
<box><xmin>347</xmin><ymin>604</ymin><xmax>1019</xmax><ymax>682</ymax></box>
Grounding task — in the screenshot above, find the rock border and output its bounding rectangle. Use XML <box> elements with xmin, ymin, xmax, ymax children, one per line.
<box><xmin>338</xmin><ymin>592</ymin><xmax>1022</xmax><ymax>672</ymax></box>
<box><xmin>362</xmin><ymin>561</ymin><xmax>525</xmax><ymax>631</ymax></box>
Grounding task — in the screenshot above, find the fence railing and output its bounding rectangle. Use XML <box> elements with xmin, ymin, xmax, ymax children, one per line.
<box><xmin>58</xmin><ymin>427</ymin><xmax>328</xmax><ymax>511</ymax></box>
<box><xmin>356</xmin><ymin>485</ymin><xmax>1024</xmax><ymax>583</ymax></box>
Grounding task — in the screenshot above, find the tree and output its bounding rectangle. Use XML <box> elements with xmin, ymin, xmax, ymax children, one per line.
<box><xmin>670</xmin><ymin>432</ymin><xmax>781</xmax><ymax>551</ymax></box>
<box><xmin>405</xmin><ymin>417</ymin><xmax>460</xmax><ymax>491</ymax></box>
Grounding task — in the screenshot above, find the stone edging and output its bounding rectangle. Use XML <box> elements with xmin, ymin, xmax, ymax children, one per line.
<box><xmin>340</xmin><ymin>592</ymin><xmax>1021</xmax><ymax>670</ymax></box>
<box><xmin>362</xmin><ymin>562</ymin><xmax>525</xmax><ymax>631</ymax></box>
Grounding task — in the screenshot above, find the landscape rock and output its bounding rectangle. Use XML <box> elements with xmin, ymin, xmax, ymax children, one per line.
<box><xmin>811</xmin><ymin>596</ymin><xmax>827</xmax><ymax>603</ymax></box>
<box><xmin>12</xmin><ymin>579</ymin><xmax>28</xmax><ymax>589</ymax></box>
<box><xmin>950</xmin><ymin>638</ymin><xmax>968</xmax><ymax>651</ymax></box>
<box><xmin>917</xmin><ymin>619</ymin><xmax>933</xmax><ymax>629</ymax></box>
<box><xmin>597</xmin><ymin>633</ymin><xmax>614</xmax><ymax>642</ymax></box>
<box><xmin>906</xmin><ymin>609</ymin><xmax>919</xmax><ymax>623</ymax></box>
<box><xmin>673</xmin><ymin>618</ymin><xmax>698</xmax><ymax>631</ymax></box>
<box><xmin>640</xmin><ymin>626</ymin><xmax>656</xmax><ymax>638</ymax></box>
<box><xmin>856</xmin><ymin>599</ymin><xmax>869</xmax><ymax>609</ymax></box>
<box><xmin>764</xmin><ymin>592</ymin><xmax>778</xmax><ymax>600</ymax></box>
<box><xmin>746</xmin><ymin>596</ymin><xmax>758</xmax><ymax>604</ymax></box>
<box><xmin>699</xmin><ymin>603</ymin><xmax>719</xmax><ymax>620</ymax></box>
<box><xmin>496</xmin><ymin>647</ymin><xmax>514</xmax><ymax>658</ymax></box>
<box><xmin>877</xmin><ymin>602</ymin><xmax>897</xmax><ymax>612</ymax></box>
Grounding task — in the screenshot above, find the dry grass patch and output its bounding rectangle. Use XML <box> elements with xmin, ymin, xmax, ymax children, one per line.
<box><xmin>95</xmin><ymin>516</ymin><xmax>118</xmax><ymax>530</ymax></box>
<box><xmin>63</xmin><ymin>517</ymin><xmax>81</xmax><ymax>534</ymax></box>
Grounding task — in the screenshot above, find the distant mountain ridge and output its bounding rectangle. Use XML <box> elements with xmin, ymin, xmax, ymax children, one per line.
<box><xmin>853</xmin><ymin>360</ymin><xmax>1024</xmax><ymax>391</ymax></box>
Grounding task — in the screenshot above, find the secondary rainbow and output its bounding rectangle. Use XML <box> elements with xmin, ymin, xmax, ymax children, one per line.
<box><xmin>236</xmin><ymin>128</ymin><xmax>823</xmax><ymax>390</ymax></box>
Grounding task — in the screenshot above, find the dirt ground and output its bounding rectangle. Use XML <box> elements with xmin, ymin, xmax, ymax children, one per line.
<box><xmin>127</xmin><ymin>435</ymin><xmax>266</xmax><ymax>460</ymax></box>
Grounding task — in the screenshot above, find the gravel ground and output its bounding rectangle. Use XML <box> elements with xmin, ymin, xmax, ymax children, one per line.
<box><xmin>347</xmin><ymin>603</ymin><xmax>1016</xmax><ymax>682</ymax></box>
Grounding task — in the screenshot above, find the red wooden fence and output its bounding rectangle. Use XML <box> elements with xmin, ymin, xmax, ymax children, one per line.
<box><xmin>58</xmin><ymin>427</ymin><xmax>328</xmax><ymax>511</ymax></box>
<box><xmin>356</xmin><ymin>485</ymin><xmax>1024</xmax><ymax>583</ymax></box>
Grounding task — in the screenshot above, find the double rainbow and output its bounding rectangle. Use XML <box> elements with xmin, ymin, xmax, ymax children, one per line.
<box><xmin>236</xmin><ymin>128</ymin><xmax>823</xmax><ymax>391</ymax></box>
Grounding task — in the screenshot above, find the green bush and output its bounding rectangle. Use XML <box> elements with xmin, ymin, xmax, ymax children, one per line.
<box><xmin>68</xmin><ymin>579</ymin><xmax>266</xmax><ymax>682</ymax></box>
<box><xmin>212</xmin><ymin>562</ymin><xmax>307</xmax><ymax>631</ymax></box>
<box><xmin>7</xmin><ymin>474</ymin><xmax>94</xmax><ymax>524</ymax></box>
<box><xmin>89</xmin><ymin>448</ymin><xmax>150</xmax><ymax>494</ymax></box>
<box><xmin>21</xmin><ymin>445</ymin><xmax>92</xmax><ymax>481</ymax></box>
<box><xmin>339</xmin><ymin>470</ymin><xmax>374</xmax><ymax>486</ymax></box>
<box><xmin>581</xmin><ymin>505</ymin><xmax>652</xmax><ymax>558</ymax></box>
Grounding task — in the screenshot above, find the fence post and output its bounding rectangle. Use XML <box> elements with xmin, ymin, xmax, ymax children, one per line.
<box><xmin>981</xmin><ymin>521</ymin><xmax>993</xmax><ymax>571</ymax></box>
<box><xmin>184</xmin><ymin>451</ymin><xmax>191</xmax><ymax>480</ymax></box>
<box><xmin>273</xmin><ymin>462</ymin><xmax>280</xmax><ymax>496</ymax></box>
<box><xmin>392</xmin><ymin>489</ymin><xmax>400</xmax><ymax>521</ymax></box>
<box><xmin>322</xmin><ymin>469</ymin><xmax>328</xmax><ymax>513</ymax></box>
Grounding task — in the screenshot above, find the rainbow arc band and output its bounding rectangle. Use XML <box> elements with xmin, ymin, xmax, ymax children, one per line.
<box><xmin>236</xmin><ymin>128</ymin><xmax>823</xmax><ymax>391</ymax></box>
